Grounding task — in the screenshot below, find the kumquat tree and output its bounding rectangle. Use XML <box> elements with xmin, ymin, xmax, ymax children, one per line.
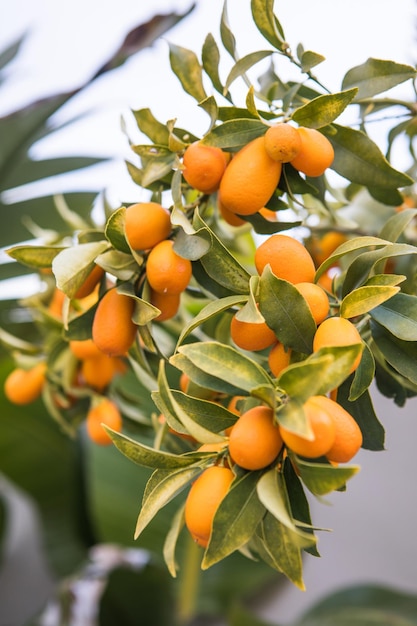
<box><xmin>3</xmin><ymin>1</ymin><xmax>417</xmax><ymax>624</ymax></box>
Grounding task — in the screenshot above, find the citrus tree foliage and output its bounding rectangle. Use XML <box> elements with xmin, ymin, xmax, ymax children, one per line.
<box><xmin>3</xmin><ymin>0</ymin><xmax>417</xmax><ymax>592</ymax></box>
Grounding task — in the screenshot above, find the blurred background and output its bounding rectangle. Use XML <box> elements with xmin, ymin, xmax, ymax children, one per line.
<box><xmin>1</xmin><ymin>1</ymin><xmax>417</xmax><ymax>625</ymax></box>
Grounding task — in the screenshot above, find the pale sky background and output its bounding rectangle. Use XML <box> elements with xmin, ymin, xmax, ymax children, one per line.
<box><xmin>2</xmin><ymin>2</ymin><xmax>417</xmax><ymax>623</ymax></box>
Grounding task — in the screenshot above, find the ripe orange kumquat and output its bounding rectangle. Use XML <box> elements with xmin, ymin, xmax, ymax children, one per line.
<box><xmin>219</xmin><ymin>136</ymin><xmax>282</xmax><ymax>216</ymax></box>
<box><xmin>182</xmin><ymin>141</ymin><xmax>229</xmax><ymax>193</ymax></box>
<box><xmin>146</xmin><ymin>240</ymin><xmax>192</xmax><ymax>295</ymax></box>
<box><xmin>4</xmin><ymin>362</ymin><xmax>47</xmax><ymax>405</ymax></box>
<box><xmin>294</xmin><ymin>282</ymin><xmax>330</xmax><ymax>325</ymax></box>
<box><xmin>124</xmin><ymin>201</ymin><xmax>171</xmax><ymax>251</ymax></box>
<box><xmin>80</xmin><ymin>354</ymin><xmax>126</xmax><ymax>392</ymax></box>
<box><xmin>230</xmin><ymin>312</ymin><xmax>277</xmax><ymax>352</ymax></box>
<box><xmin>228</xmin><ymin>405</ymin><xmax>283</xmax><ymax>470</ymax></box>
<box><xmin>290</xmin><ymin>127</ymin><xmax>334</xmax><ymax>177</ymax></box>
<box><xmin>254</xmin><ymin>234</ymin><xmax>316</xmax><ymax>284</ymax></box>
<box><xmin>311</xmin><ymin>395</ymin><xmax>363</xmax><ymax>463</ymax></box>
<box><xmin>92</xmin><ymin>288</ymin><xmax>137</xmax><ymax>357</ymax></box>
<box><xmin>313</xmin><ymin>316</ymin><xmax>363</xmax><ymax>373</ymax></box>
<box><xmin>184</xmin><ymin>465</ymin><xmax>234</xmax><ymax>547</ymax></box>
<box><xmin>264</xmin><ymin>123</ymin><xmax>302</xmax><ymax>163</ymax></box>
<box><xmin>279</xmin><ymin>395</ymin><xmax>336</xmax><ymax>458</ymax></box>
<box><xmin>150</xmin><ymin>289</ymin><xmax>181</xmax><ymax>322</ymax></box>
<box><xmin>268</xmin><ymin>342</ymin><xmax>292</xmax><ymax>377</ymax></box>
<box><xmin>86</xmin><ymin>398</ymin><xmax>123</xmax><ymax>445</ymax></box>
<box><xmin>74</xmin><ymin>264</ymin><xmax>105</xmax><ymax>300</ymax></box>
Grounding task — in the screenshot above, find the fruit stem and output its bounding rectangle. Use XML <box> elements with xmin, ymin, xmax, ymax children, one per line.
<box><xmin>176</xmin><ymin>533</ymin><xmax>202</xmax><ymax>625</ymax></box>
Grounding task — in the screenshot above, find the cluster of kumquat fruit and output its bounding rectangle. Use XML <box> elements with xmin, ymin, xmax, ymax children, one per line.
<box><xmin>181</xmin><ymin>123</ymin><xmax>334</xmax><ymax>228</ymax></box>
<box><xmin>5</xmin><ymin>1</ymin><xmax>417</xmax><ymax>588</ymax></box>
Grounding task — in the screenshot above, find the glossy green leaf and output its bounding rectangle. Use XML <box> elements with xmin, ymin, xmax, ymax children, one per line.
<box><xmin>250</xmin><ymin>0</ymin><xmax>286</xmax><ymax>50</ymax></box>
<box><xmin>258</xmin><ymin>267</ymin><xmax>317</xmax><ymax>353</ymax></box>
<box><xmin>296</xmin><ymin>584</ymin><xmax>417</xmax><ymax>625</ymax></box>
<box><xmin>257</xmin><ymin>469</ymin><xmax>316</xmax><ymax>548</ymax></box>
<box><xmin>342</xmin><ymin>58</ymin><xmax>417</xmax><ymax>100</ymax></box>
<box><xmin>370</xmin><ymin>293</ymin><xmax>417</xmax><ymax>341</ymax></box>
<box><xmin>348</xmin><ymin>341</ymin><xmax>375</xmax><ymax>401</ymax></box>
<box><xmin>370</xmin><ymin>320</ymin><xmax>417</xmax><ymax>385</ymax></box>
<box><xmin>336</xmin><ymin>382</ymin><xmax>385</xmax><ymax>451</ymax></box>
<box><xmin>176</xmin><ymin>294</ymin><xmax>247</xmax><ymax>348</ymax></box>
<box><xmin>156</xmin><ymin>359</ymin><xmax>225</xmax><ymax>443</ymax></box>
<box><xmin>299</xmin><ymin>50</ymin><xmax>325</xmax><ymax>72</ymax></box>
<box><xmin>340</xmin><ymin>284</ymin><xmax>399</xmax><ymax>318</ymax></box>
<box><xmin>193</xmin><ymin>210</ymin><xmax>251</xmax><ymax>294</ymax></box>
<box><xmin>170</xmin><ymin>352</ymin><xmax>248</xmax><ymax>396</ymax></box>
<box><xmin>202</xmin><ymin>469</ymin><xmax>265</xmax><ymax>569</ymax></box>
<box><xmin>378</xmin><ymin>207</ymin><xmax>417</xmax><ymax>242</ymax></box>
<box><xmin>277</xmin><ymin>345</ymin><xmax>362</xmax><ymax>405</ymax></box>
<box><xmin>291</xmin><ymin>89</ymin><xmax>358</xmax><ymax>129</ymax></box>
<box><xmin>172</xmin><ymin>341</ymin><xmax>273</xmax><ymax>396</ymax></box>
<box><xmin>169</xmin><ymin>42</ymin><xmax>207</xmax><ymax>102</ymax></box>
<box><xmin>202</xmin><ymin>33</ymin><xmax>226</xmax><ymax>98</ymax></box>
<box><xmin>104</xmin><ymin>206</ymin><xmax>131</xmax><ymax>254</ymax></box>
<box><xmin>97</xmin><ymin>249</ymin><xmax>138</xmax><ymax>281</ymax></box>
<box><xmin>321</xmin><ymin>124</ymin><xmax>413</xmax><ymax>190</ymax></box>
<box><xmin>154</xmin><ymin>389</ymin><xmax>237</xmax><ymax>434</ymax></box>
<box><xmin>224</xmin><ymin>51</ymin><xmax>273</xmax><ymax>92</ymax></box>
<box><xmin>342</xmin><ymin>242</ymin><xmax>417</xmax><ymax>297</ymax></box>
<box><xmin>134</xmin><ymin>466</ymin><xmax>201</xmax><ymax>539</ymax></box>
<box><xmin>220</xmin><ymin>0</ymin><xmax>237</xmax><ymax>58</ymax></box>
<box><xmin>162</xmin><ymin>503</ymin><xmax>185</xmax><ymax>577</ymax></box>
<box><xmin>283</xmin><ymin>458</ymin><xmax>319</xmax><ymax>556</ymax></box>
<box><xmin>295</xmin><ymin>457</ymin><xmax>360</xmax><ymax>496</ymax></box>
<box><xmin>315</xmin><ymin>235</ymin><xmax>390</xmax><ymax>281</ymax></box>
<box><xmin>6</xmin><ymin>244</ymin><xmax>65</xmax><ymax>269</ymax></box>
<box><xmin>52</xmin><ymin>241</ymin><xmax>109</xmax><ymax>298</ymax></box>
<box><xmin>202</xmin><ymin>118</ymin><xmax>266</xmax><ymax>149</ymax></box>
<box><xmin>254</xmin><ymin>513</ymin><xmax>305</xmax><ymax>589</ymax></box>
<box><xmin>131</xmin><ymin>108</ymin><xmax>170</xmax><ymax>145</ymax></box>
<box><xmin>105</xmin><ymin>427</ymin><xmax>202</xmax><ymax>470</ymax></box>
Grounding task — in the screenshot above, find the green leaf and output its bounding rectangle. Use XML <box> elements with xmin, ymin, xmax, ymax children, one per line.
<box><xmin>250</xmin><ymin>0</ymin><xmax>286</xmax><ymax>51</ymax></box>
<box><xmin>370</xmin><ymin>293</ymin><xmax>417</xmax><ymax>341</ymax></box>
<box><xmin>176</xmin><ymin>294</ymin><xmax>248</xmax><ymax>348</ymax></box>
<box><xmin>370</xmin><ymin>320</ymin><xmax>417</xmax><ymax>385</ymax></box>
<box><xmin>162</xmin><ymin>503</ymin><xmax>185</xmax><ymax>577</ymax></box>
<box><xmin>134</xmin><ymin>466</ymin><xmax>201</xmax><ymax>539</ymax></box>
<box><xmin>52</xmin><ymin>241</ymin><xmax>110</xmax><ymax>298</ymax></box>
<box><xmin>342</xmin><ymin>58</ymin><xmax>417</xmax><ymax>100</ymax></box>
<box><xmin>169</xmin><ymin>42</ymin><xmax>207</xmax><ymax>102</ymax></box>
<box><xmin>171</xmin><ymin>342</ymin><xmax>273</xmax><ymax>396</ymax></box>
<box><xmin>193</xmin><ymin>210</ymin><xmax>251</xmax><ymax>294</ymax></box>
<box><xmin>156</xmin><ymin>359</ymin><xmax>225</xmax><ymax>444</ymax></box>
<box><xmin>277</xmin><ymin>346</ymin><xmax>363</xmax><ymax>405</ymax></box>
<box><xmin>257</xmin><ymin>469</ymin><xmax>316</xmax><ymax>548</ymax></box>
<box><xmin>105</xmin><ymin>206</ymin><xmax>131</xmax><ymax>254</ymax></box>
<box><xmin>336</xmin><ymin>382</ymin><xmax>385</xmax><ymax>451</ymax></box>
<box><xmin>378</xmin><ymin>207</ymin><xmax>417</xmax><ymax>243</ymax></box>
<box><xmin>201</xmin><ymin>118</ymin><xmax>266</xmax><ymax>149</ymax></box>
<box><xmin>224</xmin><ymin>51</ymin><xmax>273</xmax><ymax>93</ymax></box>
<box><xmin>341</xmin><ymin>242</ymin><xmax>417</xmax><ymax>297</ymax></box>
<box><xmin>291</xmin><ymin>89</ymin><xmax>358</xmax><ymax>129</ymax></box>
<box><xmin>220</xmin><ymin>0</ymin><xmax>237</xmax><ymax>58</ymax></box>
<box><xmin>299</xmin><ymin>50</ymin><xmax>325</xmax><ymax>72</ymax></box>
<box><xmin>315</xmin><ymin>235</ymin><xmax>390</xmax><ymax>281</ymax></box>
<box><xmin>6</xmin><ymin>245</ymin><xmax>65</xmax><ymax>269</ymax></box>
<box><xmin>295</xmin><ymin>457</ymin><xmax>360</xmax><ymax>496</ymax></box>
<box><xmin>153</xmin><ymin>389</ymin><xmax>237</xmax><ymax>435</ymax></box>
<box><xmin>297</xmin><ymin>584</ymin><xmax>417</xmax><ymax>625</ymax></box>
<box><xmin>202</xmin><ymin>469</ymin><xmax>266</xmax><ymax>569</ymax></box>
<box><xmin>258</xmin><ymin>267</ymin><xmax>317</xmax><ymax>353</ymax></box>
<box><xmin>321</xmin><ymin>124</ymin><xmax>413</xmax><ymax>191</ymax></box>
<box><xmin>340</xmin><ymin>284</ymin><xmax>399</xmax><ymax>318</ymax></box>
<box><xmin>104</xmin><ymin>428</ymin><xmax>203</xmax><ymax>470</ymax></box>
<box><xmin>254</xmin><ymin>513</ymin><xmax>305</xmax><ymax>589</ymax></box>
<box><xmin>131</xmin><ymin>108</ymin><xmax>170</xmax><ymax>145</ymax></box>
<box><xmin>202</xmin><ymin>34</ymin><xmax>226</xmax><ymax>98</ymax></box>
<box><xmin>349</xmin><ymin>341</ymin><xmax>375</xmax><ymax>401</ymax></box>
